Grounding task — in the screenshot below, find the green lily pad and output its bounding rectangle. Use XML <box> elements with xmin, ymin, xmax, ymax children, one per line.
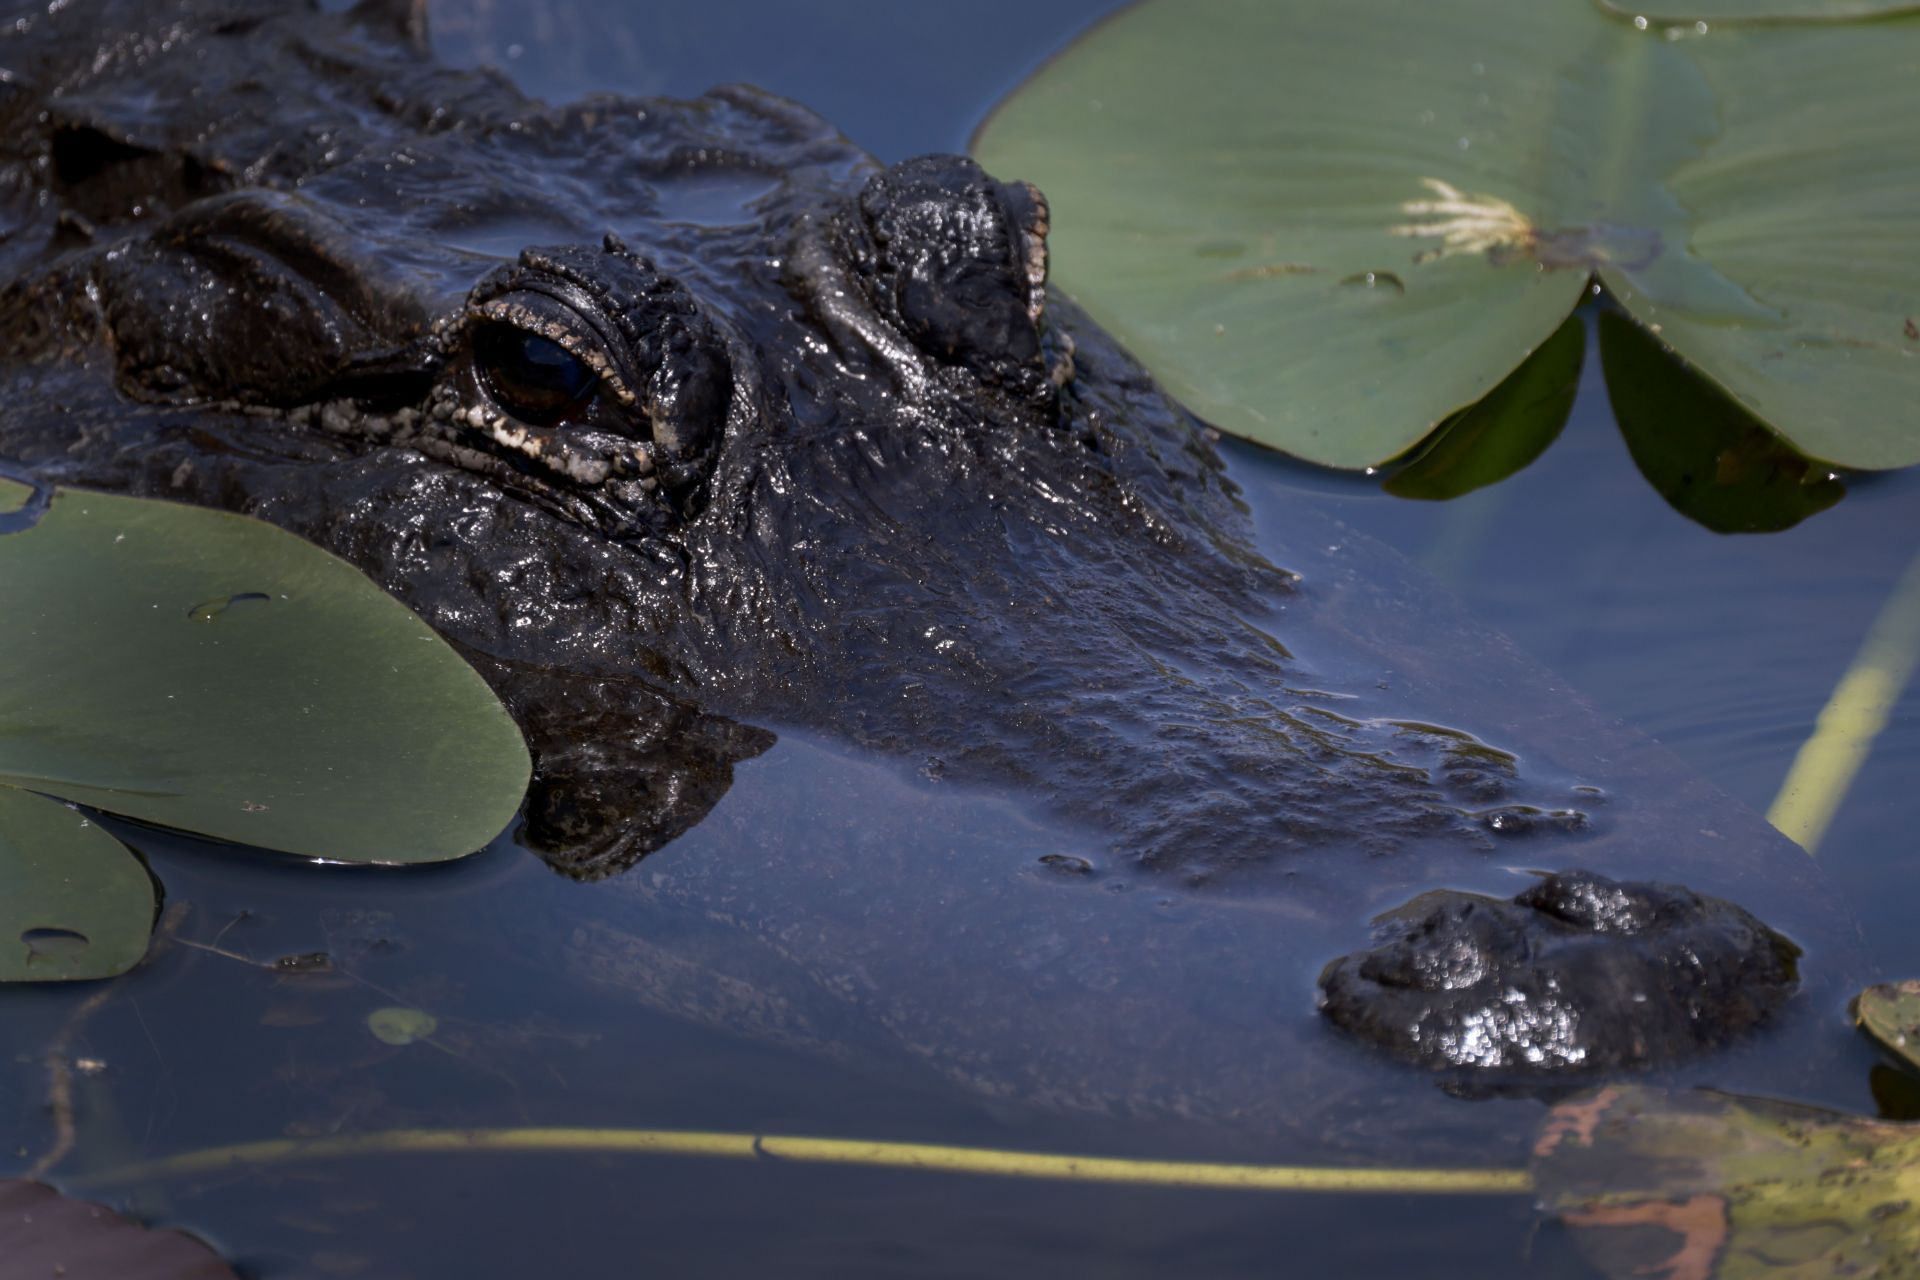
<box><xmin>1384</xmin><ymin>311</ymin><xmax>1585</xmax><ymax>499</ymax></box>
<box><xmin>1855</xmin><ymin>979</ymin><xmax>1920</xmax><ymax>1072</ymax></box>
<box><xmin>0</xmin><ymin>478</ymin><xmax>28</xmax><ymax>515</ymax></box>
<box><xmin>0</xmin><ymin>485</ymin><xmax>529</xmax><ymax>863</ymax></box>
<box><xmin>0</xmin><ymin>787</ymin><xmax>153</xmax><ymax>982</ymax></box>
<box><xmin>1594</xmin><ymin>0</ymin><xmax>1920</xmax><ymax>25</ymax></box>
<box><xmin>367</xmin><ymin>1006</ymin><xmax>439</xmax><ymax>1046</ymax></box>
<box><xmin>973</xmin><ymin>0</ymin><xmax>1920</xmax><ymax>471</ymax></box>
<box><xmin>1534</xmin><ymin>1084</ymin><xmax>1920</xmax><ymax>1278</ymax></box>
<box><xmin>1601</xmin><ymin>310</ymin><xmax>1844</xmax><ymax>532</ymax></box>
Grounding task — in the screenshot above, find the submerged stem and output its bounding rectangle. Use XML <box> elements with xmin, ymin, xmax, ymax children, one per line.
<box><xmin>77</xmin><ymin>1126</ymin><xmax>1533</xmax><ymax>1196</ymax></box>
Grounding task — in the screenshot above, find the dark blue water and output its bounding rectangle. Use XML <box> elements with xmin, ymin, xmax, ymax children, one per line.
<box><xmin>6</xmin><ymin>3</ymin><xmax>1919</xmax><ymax>1277</ymax></box>
<box><xmin>436</xmin><ymin>0</ymin><xmax>1920</xmax><ymax>1028</ymax></box>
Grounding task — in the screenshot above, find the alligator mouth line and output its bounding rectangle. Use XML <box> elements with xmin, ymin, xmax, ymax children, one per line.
<box><xmin>278</xmin><ymin>394</ymin><xmax>668</xmax><ymax>538</ymax></box>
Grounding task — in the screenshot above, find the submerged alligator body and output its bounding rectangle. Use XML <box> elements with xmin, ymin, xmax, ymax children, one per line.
<box><xmin>0</xmin><ymin>0</ymin><xmax>1850</xmax><ymax>1150</ymax></box>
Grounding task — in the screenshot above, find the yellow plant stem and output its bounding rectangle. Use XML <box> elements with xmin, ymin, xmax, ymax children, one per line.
<box><xmin>79</xmin><ymin>1127</ymin><xmax>1532</xmax><ymax>1197</ymax></box>
<box><xmin>1769</xmin><ymin>547</ymin><xmax>1920</xmax><ymax>853</ymax></box>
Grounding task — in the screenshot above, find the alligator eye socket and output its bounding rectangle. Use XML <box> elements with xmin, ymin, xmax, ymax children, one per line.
<box><xmin>474</xmin><ymin>322</ymin><xmax>598</xmax><ymax>425</ymax></box>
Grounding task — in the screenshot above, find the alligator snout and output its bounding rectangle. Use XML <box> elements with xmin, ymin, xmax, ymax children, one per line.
<box><xmin>840</xmin><ymin>155</ymin><xmax>1057</xmax><ymax>397</ymax></box>
<box><xmin>1318</xmin><ymin>869</ymin><xmax>1801</xmax><ymax>1075</ymax></box>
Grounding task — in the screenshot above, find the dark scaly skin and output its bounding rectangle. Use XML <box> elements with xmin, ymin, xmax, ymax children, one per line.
<box><xmin>1319</xmin><ymin>870</ymin><xmax>1803</xmax><ymax>1073</ymax></box>
<box><xmin>0</xmin><ymin>0</ymin><xmax>1851</xmax><ymax>1146</ymax></box>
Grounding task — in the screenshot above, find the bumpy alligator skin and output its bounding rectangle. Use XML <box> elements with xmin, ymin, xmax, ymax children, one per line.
<box><xmin>1319</xmin><ymin>871</ymin><xmax>1801</xmax><ymax>1074</ymax></box>
<box><xmin>0</xmin><ymin>0</ymin><xmax>1836</xmax><ymax>1110</ymax></box>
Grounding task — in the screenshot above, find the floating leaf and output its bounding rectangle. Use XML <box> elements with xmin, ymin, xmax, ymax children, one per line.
<box><xmin>1855</xmin><ymin>979</ymin><xmax>1920</xmax><ymax>1073</ymax></box>
<box><xmin>1592</xmin><ymin>0</ymin><xmax>1920</xmax><ymax>24</ymax></box>
<box><xmin>973</xmin><ymin>0</ymin><xmax>1920</xmax><ymax>471</ymax></box>
<box><xmin>0</xmin><ymin>787</ymin><xmax>153</xmax><ymax>982</ymax></box>
<box><xmin>0</xmin><ymin>485</ymin><xmax>529</xmax><ymax>863</ymax></box>
<box><xmin>1533</xmin><ymin>1085</ymin><xmax>1920</xmax><ymax>1279</ymax></box>
<box><xmin>1601</xmin><ymin>311</ymin><xmax>1844</xmax><ymax>532</ymax></box>
<box><xmin>367</xmin><ymin>1006</ymin><xmax>439</xmax><ymax>1046</ymax></box>
<box><xmin>0</xmin><ymin>477</ymin><xmax>27</xmax><ymax>515</ymax></box>
<box><xmin>1384</xmin><ymin>311</ymin><xmax>1585</xmax><ymax>499</ymax></box>
<box><xmin>0</xmin><ymin>1178</ymin><xmax>238</xmax><ymax>1279</ymax></box>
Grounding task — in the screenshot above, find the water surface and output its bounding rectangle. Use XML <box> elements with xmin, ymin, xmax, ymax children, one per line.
<box><xmin>6</xmin><ymin>3</ymin><xmax>1919</xmax><ymax>1276</ymax></box>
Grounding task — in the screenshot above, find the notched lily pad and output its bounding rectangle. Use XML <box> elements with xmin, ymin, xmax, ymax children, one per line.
<box><xmin>0</xmin><ymin>787</ymin><xmax>154</xmax><ymax>982</ymax></box>
<box><xmin>1601</xmin><ymin>311</ymin><xmax>1844</xmax><ymax>532</ymax></box>
<box><xmin>0</xmin><ymin>485</ymin><xmax>530</xmax><ymax>863</ymax></box>
<box><xmin>975</xmin><ymin>0</ymin><xmax>1920</xmax><ymax>473</ymax></box>
<box><xmin>0</xmin><ymin>477</ymin><xmax>29</xmax><ymax>515</ymax></box>
<box><xmin>1384</xmin><ymin>311</ymin><xmax>1585</xmax><ymax>500</ymax></box>
<box><xmin>1534</xmin><ymin>1084</ymin><xmax>1920</xmax><ymax>1279</ymax></box>
<box><xmin>0</xmin><ymin>1178</ymin><xmax>238</xmax><ymax>1279</ymax></box>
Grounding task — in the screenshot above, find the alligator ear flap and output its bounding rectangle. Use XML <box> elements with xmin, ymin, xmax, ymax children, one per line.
<box><xmin>840</xmin><ymin>155</ymin><xmax>1069</xmax><ymax>404</ymax></box>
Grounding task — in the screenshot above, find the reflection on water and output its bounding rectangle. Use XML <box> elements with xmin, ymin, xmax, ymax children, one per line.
<box><xmin>4</xmin><ymin>2</ymin><xmax>1920</xmax><ymax>1277</ymax></box>
<box><xmin>10</xmin><ymin>736</ymin><xmax>1586</xmax><ymax>1278</ymax></box>
<box><xmin>652</xmin><ymin>171</ymin><xmax>782</xmax><ymax>227</ymax></box>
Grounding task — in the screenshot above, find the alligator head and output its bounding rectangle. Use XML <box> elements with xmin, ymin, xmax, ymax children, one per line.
<box><xmin>0</xmin><ymin>0</ymin><xmax>1828</xmax><ymax>1090</ymax></box>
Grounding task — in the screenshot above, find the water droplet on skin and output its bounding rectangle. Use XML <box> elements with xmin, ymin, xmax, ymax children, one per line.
<box><xmin>1456</xmin><ymin>136</ymin><xmax>1472</xmax><ymax>151</ymax></box>
<box><xmin>1695</xmin><ymin>20</ymin><xmax>1709</xmax><ymax>33</ymax></box>
<box><xmin>1633</xmin><ymin>14</ymin><xmax>1649</xmax><ymax>28</ymax></box>
<box><xmin>187</xmin><ymin>591</ymin><xmax>271</xmax><ymax>622</ymax></box>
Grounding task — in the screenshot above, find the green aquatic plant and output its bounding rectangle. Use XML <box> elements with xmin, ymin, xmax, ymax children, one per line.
<box><xmin>1600</xmin><ymin>311</ymin><xmax>1845</xmax><ymax>532</ymax></box>
<box><xmin>1856</xmin><ymin>979</ymin><xmax>1920</xmax><ymax>1072</ymax></box>
<box><xmin>1533</xmin><ymin>1082</ymin><xmax>1920</xmax><ymax>1278</ymax></box>
<box><xmin>1382</xmin><ymin>311</ymin><xmax>1584</xmax><ymax>501</ymax></box>
<box><xmin>974</xmin><ymin>0</ymin><xmax>1919</xmax><ymax>505</ymax></box>
<box><xmin>0</xmin><ymin>477</ymin><xmax>529</xmax><ymax>982</ymax></box>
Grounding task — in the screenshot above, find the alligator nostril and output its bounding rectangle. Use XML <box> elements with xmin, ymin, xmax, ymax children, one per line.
<box><xmin>839</xmin><ymin>154</ymin><xmax>1063</xmax><ymax>402</ymax></box>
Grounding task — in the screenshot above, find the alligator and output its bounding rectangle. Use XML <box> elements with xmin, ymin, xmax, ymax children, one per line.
<box><xmin>0</xmin><ymin>0</ymin><xmax>1851</xmax><ymax>1150</ymax></box>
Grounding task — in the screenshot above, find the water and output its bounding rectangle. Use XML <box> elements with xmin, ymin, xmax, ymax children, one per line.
<box><xmin>8</xmin><ymin>3</ymin><xmax>1920</xmax><ymax>1276</ymax></box>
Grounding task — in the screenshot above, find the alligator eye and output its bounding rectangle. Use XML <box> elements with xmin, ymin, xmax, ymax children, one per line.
<box><xmin>474</xmin><ymin>321</ymin><xmax>598</xmax><ymax>425</ymax></box>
